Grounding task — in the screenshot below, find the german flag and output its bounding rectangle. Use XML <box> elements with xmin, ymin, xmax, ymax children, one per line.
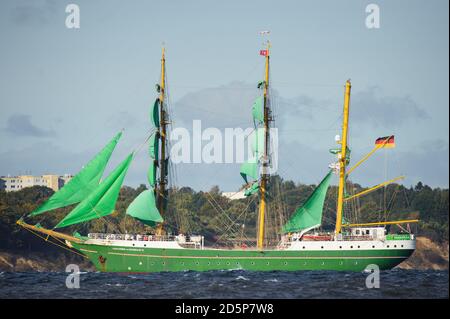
<box><xmin>375</xmin><ymin>135</ymin><xmax>395</xmax><ymax>148</ymax></box>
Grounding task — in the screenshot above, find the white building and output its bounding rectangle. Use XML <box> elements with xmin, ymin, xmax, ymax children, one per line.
<box><xmin>0</xmin><ymin>174</ymin><xmax>73</xmax><ymax>192</ymax></box>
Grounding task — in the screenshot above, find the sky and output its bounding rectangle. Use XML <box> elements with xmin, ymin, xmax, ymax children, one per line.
<box><xmin>0</xmin><ymin>0</ymin><xmax>448</xmax><ymax>191</ymax></box>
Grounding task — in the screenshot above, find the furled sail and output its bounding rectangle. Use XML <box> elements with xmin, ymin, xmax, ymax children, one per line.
<box><xmin>252</xmin><ymin>96</ymin><xmax>264</xmax><ymax>124</ymax></box>
<box><xmin>147</xmin><ymin>161</ymin><xmax>157</xmax><ymax>186</ymax></box>
<box><xmin>281</xmin><ymin>170</ymin><xmax>333</xmax><ymax>234</ymax></box>
<box><xmin>54</xmin><ymin>153</ymin><xmax>133</xmax><ymax>228</ymax></box>
<box><xmin>29</xmin><ymin>132</ymin><xmax>123</xmax><ymax>217</ymax></box>
<box><xmin>149</xmin><ymin>132</ymin><xmax>159</xmax><ymax>159</ymax></box>
<box><xmin>126</xmin><ymin>189</ymin><xmax>163</xmax><ymax>227</ymax></box>
<box><xmin>150</xmin><ymin>99</ymin><xmax>160</xmax><ymax>128</ymax></box>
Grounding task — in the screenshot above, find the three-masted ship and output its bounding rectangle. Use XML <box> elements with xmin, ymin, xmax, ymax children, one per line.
<box><xmin>17</xmin><ymin>44</ymin><xmax>417</xmax><ymax>272</ymax></box>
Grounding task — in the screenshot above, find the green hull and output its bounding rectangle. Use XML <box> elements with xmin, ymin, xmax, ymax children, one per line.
<box><xmin>71</xmin><ymin>242</ymin><xmax>414</xmax><ymax>272</ymax></box>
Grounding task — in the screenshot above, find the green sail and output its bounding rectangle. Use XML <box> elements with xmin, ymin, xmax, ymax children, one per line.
<box><xmin>252</xmin><ymin>96</ymin><xmax>264</xmax><ymax>124</ymax></box>
<box><xmin>126</xmin><ymin>189</ymin><xmax>163</xmax><ymax>227</ymax></box>
<box><xmin>240</xmin><ymin>157</ymin><xmax>258</xmax><ymax>184</ymax></box>
<box><xmin>149</xmin><ymin>132</ymin><xmax>159</xmax><ymax>159</ymax></box>
<box><xmin>244</xmin><ymin>181</ymin><xmax>260</xmax><ymax>196</ymax></box>
<box><xmin>54</xmin><ymin>153</ymin><xmax>133</xmax><ymax>228</ymax></box>
<box><xmin>151</xmin><ymin>99</ymin><xmax>160</xmax><ymax>128</ymax></box>
<box><xmin>29</xmin><ymin>132</ymin><xmax>122</xmax><ymax>216</ymax></box>
<box><xmin>282</xmin><ymin>170</ymin><xmax>333</xmax><ymax>234</ymax></box>
<box><xmin>252</xmin><ymin>128</ymin><xmax>265</xmax><ymax>158</ymax></box>
<box><xmin>147</xmin><ymin>161</ymin><xmax>157</xmax><ymax>187</ymax></box>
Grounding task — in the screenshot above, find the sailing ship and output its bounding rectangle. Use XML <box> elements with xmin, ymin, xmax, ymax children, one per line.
<box><xmin>17</xmin><ymin>44</ymin><xmax>418</xmax><ymax>272</ymax></box>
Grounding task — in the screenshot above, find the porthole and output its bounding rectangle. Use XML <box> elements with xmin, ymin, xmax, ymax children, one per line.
<box><xmin>132</xmin><ymin>244</ymin><xmax>135</xmax><ymax>246</ymax></box>
<box><xmin>394</xmin><ymin>245</ymin><xmax>397</xmax><ymax>248</ymax></box>
<box><xmin>350</xmin><ymin>246</ymin><xmax>353</xmax><ymax>249</ymax></box>
<box><xmin>266</xmin><ymin>262</ymin><xmax>270</xmax><ymax>265</ymax></box>
<box><xmin>151</xmin><ymin>262</ymin><xmax>154</xmax><ymax>265</ymax></box>
<box><xmin>372</xmin><ymin>245</ymin><xmax>375</xmax><ymax>248</ymax></box>
<box><xmin>339</xmin><ymin>246</ymin><xmax>342</xmax><ymax>249</ymax></box>
<box><xmin>321</xmin><ymin>246</ymin><xmax>324</xmax><ymax>249</ymax></box>
<box><xmin>226</xmin><ymin>262</ymin><xmax>230</xmax><ymax>265</ymax></box>
<box><xmin>144</xmin><ymin>244</ymin><xmax>147</xmax><ymax>247</ymax></box>
<box><xmin>217</xmin><ymin>262</ymin><xmax>220</xmax><ymax>265</ymax></box>
<box><xmin>339</xmin><ymin>261</ymin><xmax>343</xmax><ymax>265</ymax></box>
<box><xmin>284</xmin><ymin>262</ymin><xmax>288</xmax><ymax>265</ymax></box>
<box><xmin>321</xmin><ymin>262</ymin><xmax>325</xmax><ymax>266</ymax></box>
<box><xmin>162</xmin><ymin>262</ymin><xmax>166</xmax><ymax>265</ymax></box>
<box><xmin>302</xmin><ymin>246</ymin><xmax>306</xmax><ymax>249</ymax></box>
<box><xmin>196</xmin><ymin>262</ymin><xmax>199</xmax><ymax>265</ymax></box>
<box><xmin>207</xmin><ymin>262</ymin><xmax>210</xmax><ymax>265</ymax></box>
<box><xmin>357</xmin><ymin>246</ymin><xmax>360</xmax><ymax>248</ymax></box>
<box><xmin>303</xmin><ymin>262</ymin><xmax>307</xmax><ymax>265</ymax></box>
<box><xmin>181</xmin><ymin>262</ymin><xmax>185</xmax><ymax>266</ymax></box>
<box><xmin>251</xmin><ymin>262</ymin><xmax>255</xmax><ymax>265</ymax></box>
<box><xmin>387</xmin><ymin>245</ymin><xmax>390</xmax><ymax>248</ymax></box>
<box><xmin>401</xmin><ymin>245</ymin><xmax>404</xmax><ymax>248</ymax></box>
<box><xmin>236</xmin><ymin>262</ymin><xmax>239</xmax><ymax>265</ymax></box>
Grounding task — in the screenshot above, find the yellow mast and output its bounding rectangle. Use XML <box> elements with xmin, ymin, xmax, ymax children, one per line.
<box><xmin>335</xmin><ymin>80</ymin><xmax>352</xmax><ymax>235</ymax></box>
<box><xmin>156</xmin><ymin>46</ymin><xmax>167</xmax><ymax>236</ymax></box>
<box><xmin>257</xmin><ymin>41</ymin><xmax>270</xmax><ymax>250</ymax></box>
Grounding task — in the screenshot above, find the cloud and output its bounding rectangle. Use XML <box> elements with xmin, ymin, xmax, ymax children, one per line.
<box><xmin>10</xmin><ymin>0</ymin><xmax>57</xmax><ymax>27</ymax></box>
<box><xmin>351</xmin><ymin>87</ymin><xmax>429</xmax><ymax>128</ymax></box>
<box><xmin>4</xmin><ymin>114</ymin><xmax>56</xmax><ymax>138</ymax></box>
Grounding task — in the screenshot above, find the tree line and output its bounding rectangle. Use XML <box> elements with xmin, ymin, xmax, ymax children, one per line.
<box><xmin>0</xmin><ymin>178</ymin><xmax>447</xmax><ymax>254</ymax></box>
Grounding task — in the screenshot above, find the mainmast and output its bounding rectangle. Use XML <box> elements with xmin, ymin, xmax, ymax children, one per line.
<box><xmin>335</xmin><ymin>80</ymin><xmax>352</xmax><ymax>235</ymax></box>
<box><xmin>257</xmin><ymin>41</ymin><xmax>271</xmax><ymax>250</ymax></box>
<box><xmin>157</xmin><ymin>46</ymin><xmax>167</xmax><ymax>235</ymax></box>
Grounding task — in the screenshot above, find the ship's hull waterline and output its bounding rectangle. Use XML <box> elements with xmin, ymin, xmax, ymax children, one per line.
<box><xmin>70</xmin><ymin>241</ymin><xmax>414</xmax><ymax>273</ymax></box>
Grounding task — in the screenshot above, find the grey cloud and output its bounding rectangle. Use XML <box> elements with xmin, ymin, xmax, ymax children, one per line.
<box><xmin>10</xmin><ymin>0</ymin><xmax>57</xmax><ymax>27</ymax></box>
<box><xmin>4</xmin><ymin>114</ymin><xmax>56</xmax><ymax>138</ymax></box>
<box><xmin>351</xmin><ymin>87</ymin><xmax>429</xmax><ymax>127</ymax></box>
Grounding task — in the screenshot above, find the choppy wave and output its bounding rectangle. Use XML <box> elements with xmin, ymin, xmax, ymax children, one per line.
<box><xmin>0</xmin><ymin>269</ymin><xmax>447</xmax><ymax>299</ymax></box>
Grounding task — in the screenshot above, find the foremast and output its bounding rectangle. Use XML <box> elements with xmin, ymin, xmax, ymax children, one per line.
<box><xmin>257</xmin><ymin>41</ymin><xmax>271</xmax><ymax>250</ymax></box>
<box><xmin>156</xmin><ymin>46</ymin><xmax>168</xmax><ymax>236</ymax></box>
<box><xmin>335</xmin><ymin>80</ymin><xmax>352</xmax><ymax>235</ymax></box>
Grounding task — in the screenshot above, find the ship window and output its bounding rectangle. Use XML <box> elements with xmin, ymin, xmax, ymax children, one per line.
<box><xmin>196</xmin><ymin>262</ymin><xmax>199</xmax><ymax>265</ymax></box>
<box><xmin>144</xmin><ymin>244</ymin><xmax>146</xmax><ymax>247</ymax></box>
<box><xmin>350</xmin><ymin>246</ymin><xmax>353</xmax><ymax>249</ymax></box>
<box><xmin>401</xmin><ymin>245</ymin><xmax>404</xmax><ymax>248</ymax></box>
<box><xmin>302</xmin><ymin>246</ymin><xmax>306</xmax><ymax>249</ymax></box>
<box><xmin>284</xmin><ymin>262</ymin><xmax>288</xmax><ymax>265</ymax></box>
<box><xmin>321</xmin><ymin>246</ymin><xmax>324</xmax><ymax>249</ymax></box>
<box><xmin>356</xmin><ymin>230</ymin><xmax>360</xmax><ymax>235</ymax></box>
<box><xmin>207</xmin><ymin>262</ymin><xmax>210</xmax><ymax>265</ymax></box>
<box><xmin>339</xmin><ymin>246</ymin><xmax>342</xmax><ymax>249</ymax></box>
<box><xmin>251</xmin><ymin>262</ymin><xmax>255</xmax><ymax>265</ymax></box>
<box><xmin>387</xmin><ymin>245</ymin><xmax>390</xmax><ymax>248</ymax></box>
<box><xmin>162</xmin><ymin>262</ymin><xmax>165</xmax><ymax>265</ymax></box>
<box><xmin>226</xmin><ymin>262</ymin><xmax>230</xmax><ymax>265</ymax></box>
<box><xmin>394</xmin><ymin>245</ymin><xmax>397</xmax><ymax>248</ymax></box>
<box><xmin>372</xmin><ymin>246</ymin><xmax>375</xmax><ymax>248</ymax></box>
<box><xmin>357</xmin><ymin>246</ymin><xmax>360</xmax><ymax>248</ymax></box>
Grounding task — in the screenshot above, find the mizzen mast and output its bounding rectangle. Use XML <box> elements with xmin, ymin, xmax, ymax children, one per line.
<box><xmin>335</xmin><ymin>80</ymin><xmax>352</xmax><ymax>235</ymax></box>
<box><xmin>257</xmin><ymin>41</ymin><xmax>271</xmax><ymax>250</ymax></box>
<box><xmin>156</xmin><ymin>46</ymin><xmax>168</xmax><ymax>235</ymax></box>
